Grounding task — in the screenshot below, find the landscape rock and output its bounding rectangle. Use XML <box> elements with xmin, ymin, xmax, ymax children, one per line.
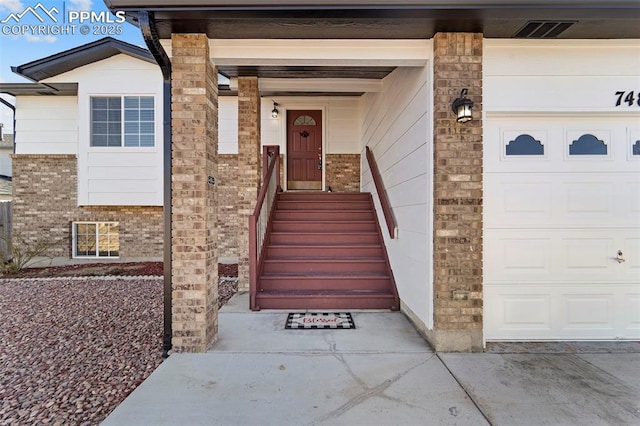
<box><xmin>0</xmin><ymin>271</ymin><xmax>237</xmax><ymax>424</ymax></box>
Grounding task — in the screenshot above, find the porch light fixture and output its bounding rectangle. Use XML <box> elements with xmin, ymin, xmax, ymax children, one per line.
<box><xmin>451</xmin><ymin>88</ymin><xmax>474</xmax><ymax>123</ymax></box>
<box><xmin>271</xmin><ymin>101</ymin><xmax>279</xmax><ymax>118</ymax></box>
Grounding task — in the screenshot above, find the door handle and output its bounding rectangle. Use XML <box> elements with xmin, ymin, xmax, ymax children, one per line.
<box><xmin>616</xmin><ymin>250</ymin><xmax>625</xmax><ymax>263</ymax></box>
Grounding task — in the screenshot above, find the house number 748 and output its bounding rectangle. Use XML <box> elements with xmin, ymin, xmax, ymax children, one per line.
<box><xmin>614</xmin><ymin>91</ymin><xmax>640</xmax><ymax>107</ymax></box>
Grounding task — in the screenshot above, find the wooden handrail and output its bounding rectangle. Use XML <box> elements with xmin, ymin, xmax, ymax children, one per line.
<box><xmin>252</xmin><ymin>146</ymin><xmax>280</xmax><ymax>218</ymax></box>
<box><xmin>365</xmin><ymin>146</ymin><xmax>397</xmax><ymax>239</ymax></box>
<box><xmin>249</xmin><ymin>145</ymin><xmax>281</xmax><ymax>310</ymax></box>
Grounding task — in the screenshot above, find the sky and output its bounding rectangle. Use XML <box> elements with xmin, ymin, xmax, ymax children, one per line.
<box><xmin>0</xmin><ymin>0</ymin><xmax>145</xmax><ymax>131</ymax></box>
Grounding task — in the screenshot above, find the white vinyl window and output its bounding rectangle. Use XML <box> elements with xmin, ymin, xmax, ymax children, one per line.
<box><xmin>73</xmin><ymin>222</ymin><xmax>120</xmax><ymax>258</ymax></box>
<box><xmin>91</xmin><ymin>96</ymin><xmax>154</xmax><ymax>147</ymax></box>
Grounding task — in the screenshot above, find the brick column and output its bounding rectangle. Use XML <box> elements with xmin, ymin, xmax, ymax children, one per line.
<box><xmin>237</xmin><ymin>77</ymin><xmax>261</xmax><ymax>291</ymax></box>
<box><xmin>431</xmin><ymin>33</ymin><xmax>483</xmax><ymax>352</ymax></box>
<box><xmin>171</xmin><ymin>34</ymin><xmax>219</xmax><ymax>352</ymax></box>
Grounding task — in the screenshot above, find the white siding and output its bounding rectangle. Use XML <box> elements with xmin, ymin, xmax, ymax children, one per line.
<box><xmin>14</xmin><ymin>96</ymin><xmax>78</xmax><ymax>155</ymax></box>
<box><xmin>44</xmin><ymin>54</ymin><xmax>163</xmax><ymax>206</ymax></box>
<box><xmin>484</xmin><ymin>40</ymin><xmax>640</xmax><ymax>112</ymax></box>
<box><xmin>219</xmin><ymin>97</ymin><xmax>239</xmax><ymax>154</ymax></box>
<box><xmin>327</xmin><ymin>98</ymin><xmax>360</xmax><ymax>154</ymax></box>
<box><xmin>218</xmin><ymin>96</ymin><xmax>360</xmax><ymax>154</ymax></box>
<box><xmin>360</xmin><ymin>66</ymin><xmax>433</xmax><ymax>328</ymax></box>
<box><xmin>261</xmin><ymin>98</ymin><xmax>281</xmax><ymax>150</ymax></box>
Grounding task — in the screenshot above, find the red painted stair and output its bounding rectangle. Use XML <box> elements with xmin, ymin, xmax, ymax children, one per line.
<box><xmin>254</xmin><ymin>191</ymin><xmax>400</xmax><ymax>310</ymax></box>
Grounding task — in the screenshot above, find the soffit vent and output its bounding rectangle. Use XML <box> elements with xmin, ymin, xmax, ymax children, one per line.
<box><xmin>514</xmin><ymin>21</ymin><xmax>575</xmax><ymax>38</ymax></box>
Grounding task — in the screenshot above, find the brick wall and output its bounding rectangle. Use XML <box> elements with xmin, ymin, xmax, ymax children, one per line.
<box><xmin>236</xmin><ymin>78</ymin><xmax>261</xmax><ymax>291</ymax></box>
<box><xmin>431</xmin><ymin>33</ymin><xmax>483</xmax><ymax>352</ymax></box>
<box><xmin>11</xmin><ymin>154</ymin><xmax>162</xmax><ymax>261</ymax></box>
<box><xmin>325</xmin><ymin>154</ymin><xmax>360</xmax><ymax>192</ymax></box>
<box><xmin>171</xmin><ymin>33</ymin><xmax>219</xmax><ymax>353</ymax></box>
<box><xmin>217</xmin><ymin>154</ymin><xmax>238</xmax><ymax>259</ymax></box>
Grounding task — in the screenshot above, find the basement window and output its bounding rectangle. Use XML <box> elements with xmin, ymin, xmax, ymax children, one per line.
<box><xmin>73</xmin><ymin>222</ymin><xmax>120</xmax><ymax>258</ymax></box>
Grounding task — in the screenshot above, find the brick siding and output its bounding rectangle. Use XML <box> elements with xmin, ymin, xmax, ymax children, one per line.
<box><xmin>11</xmin><ymin>154</ymin><xmax>162</xmax><ymax>260</ymax></box>
<box><xmin>236</xmin><ymin>77</ymin><xmax>261</xmax><ymax>291</ymax></box>
<box><xmin>325</xmin><ymin>154</ymin><xmax>360</xmax><ymax>192</ymax></box>
<box><xmin>431</xmin><ymin>33</ymin><xmax>483</xmax><ymax>351</ymax></box>
<box><xmin>170</xmin><ymin>33</ymin><xmax>219</xmax><ymax>353</ymax></box>
<box><xmin>217</xmin><ymin>154</ymin><xmax>239</xmax><ymax>259</ymax></box>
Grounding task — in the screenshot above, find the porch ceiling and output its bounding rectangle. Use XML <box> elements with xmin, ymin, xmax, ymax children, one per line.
<box><xmin>105</xmin><ymin>2</ymin><xmax>640</xmax><ymax>39</ymax></box>
<box><xmin>218</xmin><ymin>67</ymin><xmax>395</xmax><ymax>94</ymax></box>
<box><xmin>218</xmin><ymin>65</ymin><xmax>396</xmax><ymax>80</ymax></box>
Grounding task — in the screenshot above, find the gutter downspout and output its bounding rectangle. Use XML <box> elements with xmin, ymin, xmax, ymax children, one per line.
<box><xmin>138</xmin><ymin>11</ymin><xmax>172</xmax><ymax>359</ymax></box>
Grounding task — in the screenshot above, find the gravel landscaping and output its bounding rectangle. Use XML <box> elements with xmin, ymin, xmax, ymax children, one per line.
<box><xmin>0</xmin><ymin>267</ymin><xmax>238</xmax><ymax>425</ymax></box>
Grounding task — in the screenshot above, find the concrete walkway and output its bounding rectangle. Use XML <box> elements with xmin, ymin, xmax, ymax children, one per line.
<box><xmin>103</xmin><ymin>293</ymin><xmax>640</xmax><ymax>426</ymax></box>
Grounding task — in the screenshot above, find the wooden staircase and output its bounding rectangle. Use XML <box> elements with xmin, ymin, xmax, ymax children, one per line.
<box><xmin>254</xmin><ymin>191</ymin><xmax>400</xmax><ymax>310</ymax></box>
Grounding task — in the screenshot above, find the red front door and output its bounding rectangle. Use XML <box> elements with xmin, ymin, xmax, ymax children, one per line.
<box><xmin>287</xmin><ymin>110</ymin><xmax>322</xmax><ymax>190</ymax></box>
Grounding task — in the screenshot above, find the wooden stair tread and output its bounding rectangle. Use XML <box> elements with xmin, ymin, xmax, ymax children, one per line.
<box><xmin>265</xmin><ymin>258</ymin><xmax>385</xmax><ymax>262</ymax></box>
<box><xmin>272</xmin><ymin>220</ymin><xmax>377</xmax><ymax>224</ymax></box>
<box><xmin>276</xmin><ymin>209</ymin><xmax>373</xmax><ymax>212</ymax></box>
<box><xmin>264</xmin><ymin>258</ymin><xmax>386</xmax><ymax>263</ymax></box>
<box><xmin>267</xmin><ymin>243</ymin><xmax>379</xmax><ymax>248</ymax></box>
<box><xmin>261</xmin><ymin>271</ymin><xmax>391</xmax><ymax>277</ymax></box>
<box><xmin>277</xmin><ymin>200</ymin><xmax>371</xmax><ymax>205</ymax></box>
<box><xmin>269</xmin><ymin>231</ymin><xmax>379</xmax><ymax>235</ymax></box>
<box><xmin>279</xmin><ymin>193</ymin><xmax>370</xmax><ymax>200</ymax></box>
<box><xmin>257</xmin><ymin>290</ymin><xmax>395</xmax><ymax>296</ymax></box>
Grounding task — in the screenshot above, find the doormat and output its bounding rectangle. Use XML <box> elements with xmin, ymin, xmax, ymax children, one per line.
<box><xmin>285</xmin><ymin>313</ymin><xmax>355</xmax><ymax>329</ymax></box>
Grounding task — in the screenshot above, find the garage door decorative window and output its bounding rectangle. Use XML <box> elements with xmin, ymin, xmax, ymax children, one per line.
<box><xmin>506</xmin><ymin>134</ymin><xmax>544</xmax><ymax>156</ymax></box>
<box><xmin>633</xmin><ymin>140</ymin><xmax>640</xmax><ymax>156</ymax></box>
<box><xmin>569</xmin><ymin>134</ymin><xmax>607</xmax><ymax>155</ymax></box>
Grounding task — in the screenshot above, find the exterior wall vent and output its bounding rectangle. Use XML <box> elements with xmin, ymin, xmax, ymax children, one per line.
<box><xmin>515</xmin><ymin>21</ymin><xmax>575</xmax><ymax>38</ymax></box>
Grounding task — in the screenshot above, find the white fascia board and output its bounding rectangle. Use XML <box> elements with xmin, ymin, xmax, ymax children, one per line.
<box><xmin>229</xmin><ymin>77</ymin><xmax>382</xmax><ymax>93</ymax></box>
<box><xmin>160</xmin><ymin>39</ymin><xmax>429</xmax><ymax>66</ymax></box>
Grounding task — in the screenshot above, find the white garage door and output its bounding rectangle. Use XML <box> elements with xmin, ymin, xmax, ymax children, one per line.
<box><xmin>484</xmin><ymin>116</ymin><xmax>640</xmax><ymax>340</ymax></box>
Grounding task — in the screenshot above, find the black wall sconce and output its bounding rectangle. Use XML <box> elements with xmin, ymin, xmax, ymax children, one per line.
<box><xmin>451</xmin><ymin>88</ymin><xmax>474</xmax><ymax>123</ymax></box>
<box><xmin>271</xmin><ymin>101</ymin><xmax>279</xmax><ymax>118</ymax></box>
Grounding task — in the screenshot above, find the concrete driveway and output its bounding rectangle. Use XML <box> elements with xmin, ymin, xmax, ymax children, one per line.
<box><xmin>103</xmin><ymin>293</ymin><xmax>640</xmax><ymax>426</ymax></box>
<box><xmin>441</xmin><ymin>352</ymin><xmax>640</xmax><ymax>425</ymax></box>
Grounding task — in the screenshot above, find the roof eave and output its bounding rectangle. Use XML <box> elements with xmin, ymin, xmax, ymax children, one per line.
<box><xmin>104</xmin><ymin>0</ymin><xmax>640</xmax><ymax>8</ymax></box>
<box><xmin>12</xmin><ymin>37</ymin><xmax>155</xmax><ymax>82</ymax></box>
<box><xmin>104</xmin><ymin>0</ymin><xmax>640</xmax><ymax>39</ymax></box>
<box><xmin>0</xmin><ymin>83</ymin><xmax>79</xmax><ymax>96</ymax></box>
